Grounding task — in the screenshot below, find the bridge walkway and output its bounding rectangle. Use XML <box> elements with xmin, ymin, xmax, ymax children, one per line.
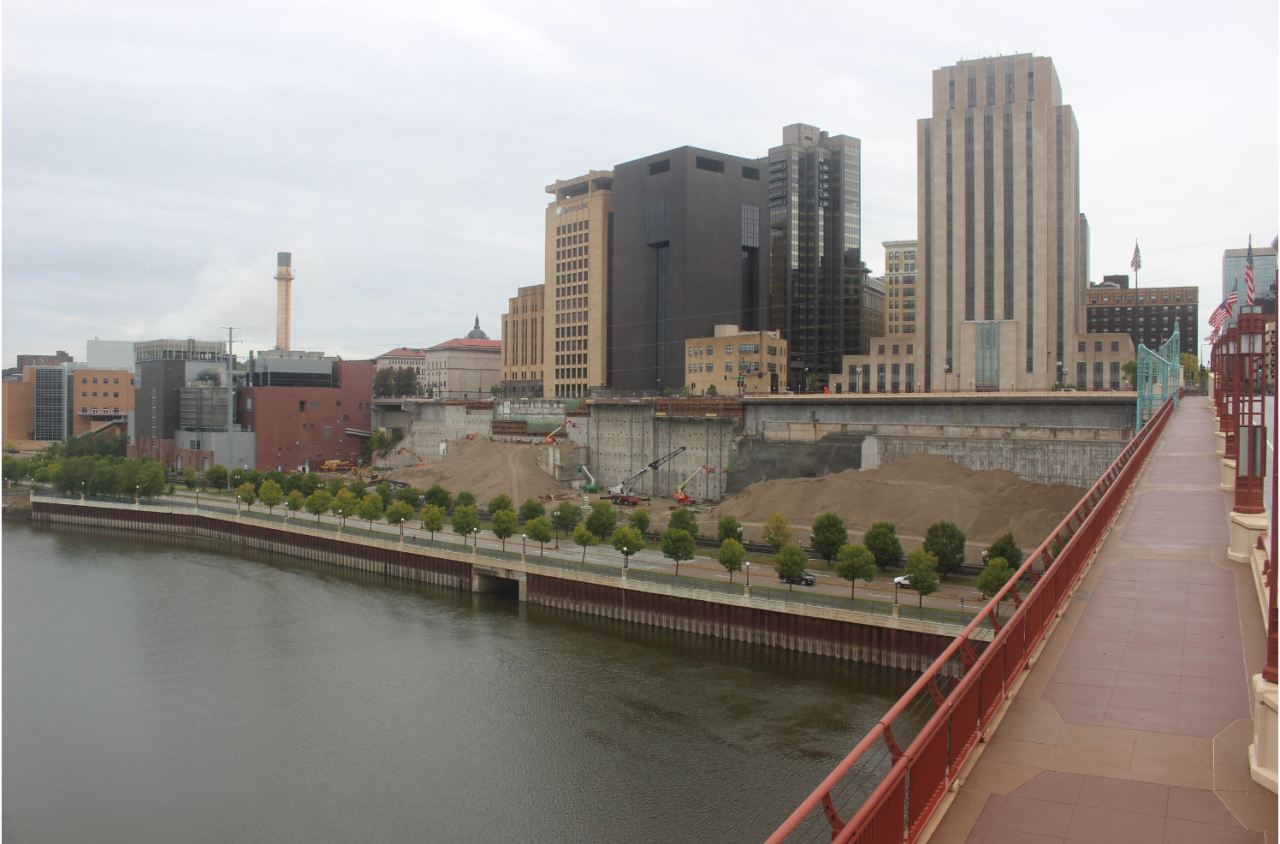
<box><xmin>929</xmin><ymin>396</ymin><xmax>1276</xmax><ymax>844</ymax></box>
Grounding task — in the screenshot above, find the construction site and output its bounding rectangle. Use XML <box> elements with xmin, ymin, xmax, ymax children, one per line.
<box><xmin>360</xmin><ymin>392</ymin><xmax>1135</xmax><ymax>556</ymax></box>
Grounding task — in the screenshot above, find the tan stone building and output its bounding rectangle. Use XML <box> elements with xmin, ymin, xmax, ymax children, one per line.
<box><xmin>884</xmin><ymin>239</ymin><xmax>918</xmax><ymax>336</ymax></box>
<box><xmin>500</xmin><ymin>284</ymin><xmax>545</xmax><ymax>396</ymax></box>
<box><xmin>3</xmin><ymin>365</ymin><xmax>135</xmax><ymax>443</ymax></box>
<box><xmin>423</xmin><ymin>321</ymin><xmax>501</xmax><ymax>399</ymax></box>
<box><xmin>917</xmin><ymin>54</ymin><xmax>1085</xmax><ymax>390</ymax></box>
<box><xmin>683</xmin><ymin>325</ymin><xmax>786</xmax><ymax>395</ymax></box>
<box><xmin>545</xmin><ymin>170</ymin><xmax>613</xmax><ymax>398</ymax></box>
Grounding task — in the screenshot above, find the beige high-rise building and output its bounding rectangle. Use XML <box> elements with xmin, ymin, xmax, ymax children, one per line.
<box><xmin>544</xmin><ymin>171</ymin><xmax>613</xmax><ymax>398</ymax></box>
<box><xmin>883</xmin><ymin>240</ymin><xmax>918</xmax><ymax>336</ymax></box>
<box><xmin>500</xmin><ymin>284</ymin><xmax>545</xmax><ymax>396</ymax></box>
<box><xmin>918</xmin><ymin>55</ymin><xmax>1084</xmax><ymax>391</ymax></box>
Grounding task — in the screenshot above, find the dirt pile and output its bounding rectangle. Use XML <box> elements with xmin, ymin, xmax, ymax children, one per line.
<box><xmin>712</xmin><ymin>453</ymin><xmax>1084</xmax><ymax>544</ymax></box>
<box><xmin>389</xmin><ymin>438</ymin><xmax>567</xmax><ymax>507</ymax></box>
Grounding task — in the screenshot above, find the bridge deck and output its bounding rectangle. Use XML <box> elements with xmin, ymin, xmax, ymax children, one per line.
<box><xmin>929</xmin><ymin>396</ymin><xmax>1276</xmax><ymax>844</ymax></box>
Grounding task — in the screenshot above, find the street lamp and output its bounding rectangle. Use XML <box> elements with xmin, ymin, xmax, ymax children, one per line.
<box><xmin>135</xmin><ymin>484</ymin><xmax>140</xmax><ymax>506</ymax></box>
<box><xmin>521</xmin><ymin>533</ymin><xmax>527</xmax><ymax>556</ymax></box>
<box><xmin>398</xmin><ymin>516</ymin><xmax>406</xmax><ymax>540</ymax></box>
<box><xmin>622</xmin><ymin>547</ymin><xmax>629</xmax><ymax>570</ymax></box>
<box><xmin>472</xmin><ymin>526</ymin><xmax>479</xmax><ymax>546</ymax></box>
<box><xmin>80</xmin><ymin>481</ymin><xmax>85</xmax><ymax>501</ymax></box>
<box><xmin>744</xmin><ymin>560</ymin><xmax>751</xmax><ymax>589</ymax></box>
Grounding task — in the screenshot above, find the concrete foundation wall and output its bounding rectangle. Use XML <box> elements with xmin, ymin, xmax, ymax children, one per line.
<box><xmin>585</xmin><ymin>404</ymin><xmax>738</xmax><ymax>500</ymax></box>
<box><xmin>379</xmin><ymin>402</ymin><xmax>494</xmax><ymax>470</ymax></box>
<box><xmin>742</xmin><ymin>396</ymin><xmax>1135</xmax><ymax>434</ymax></box>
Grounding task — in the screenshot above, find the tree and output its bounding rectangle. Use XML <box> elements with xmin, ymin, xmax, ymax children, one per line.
<box><xmin>419</xmin><ymin>504</ymin><xmax>445</xmax><ymax>539</ymax></box>
<box><xmin>660</xmin><ymin>528</ymin><xmax>696</xmax><ymax>577</ymax></box>
<box><xmin>331</xmin><ymin>490</ymin><xmax>357</xmax><ymax>526</ymax></box>
<box><xmin>375</xmin><ymin>482</ymin><xmax>395</xmax><ymax>510</ymax></box>
<box><xmin>923</xmin><ymin>520</ymin><xmax>967</xmax><ymax>580</ymax></box>
<box><xmin>286</xmin><ymin>490</ymin><xmax>306</xmax><ymax>518</ymax></box>
<box><xmin>305</xmin><ymin>490</ymin><xmax>332</xmax><ymax>521</ymax></box>
<box><xmin>585</xmin><ymin>500</ymin><xmax>617</xmax><ymax>539</ymax></box>
<box><xmin>326</xmin><ymin>477</ymin><xmax>346</xmax><ymax>497</ymax></box>
<box><xmin>422</xmin><ymin>484</ymin><xmax>452</xmax><ymax>510</ymax></box>
<box><xmin>808</xmin><ymin>373</ymin><xmax>822</xmax><ymax>392</ymax></box>
<box><xmin>396</xmin><ymin>485</ymin><xmax>422</xmax><ymax>510</ymax></box>
<box><xmin>55</xmin><ymin>457</ymin><xmax>96</xmax><ymax>495</ymax></box>
<box><xmin>551</xmin><ymin>501</ymin><xmax>581</xmax><ymax>547</ymax></box>
<box><xmin>246</xmin><ymin>470</ymin><xmax>263</xmax><ymax>492</ymax></box>
<box><xmin>487</xmin><ymin>493</ymin><xmax>513</xmax><ymax>515</ymax></box>
<box><xmin>300</xmin><ymin>472</ymin><xmax>322</xmax><ymax>496</ymax></box>
<box><xmin>668</xmin><ymin>507</ymin><xmax>698</xmax><ymax>536</ymax></box>
<box><xmin>181</xmin><ymin>467</ymin><xmax>197</xmax><ymax>489</ymax></box>
<box><xmin>491</xmin><ymin>508</ymin><xmax>518</xmax><ymax>551</ymax></box>
<box><xmin>283</xmin><ymin>473</ymin><xmax>304</xmax><ymax>495</ymax></box>
<box><xmin>718</xmin><ymin>538</ymin><xmax>746</xmax><ymax>582</ymax></box>
<box><xmin>717</xmin><ymin>515</ymin><xmax>743</xmax><ymax>545</ymax></box>
<box><xmin>836</xmin><ymin>543</ymin><xmax>876</xmax><ymax>600</ymax></box>
<box><xmin>977</xmin><ymin>556</ymin><xmax>1016</xmax><ymax>618</ymax></box>
<box><xmin>518</xmin><ymin>498</ymin><xmax>545</xmax><ymax>523</ymax></box>
<box><xmin>393</xmin><ymin>367</ymin><xmax>418</xmax><ymax>398</ymax></box>
<box><xmin>811</xmin><ymin>512</ymin><xmax>848</xmax><ymax>563</ymax></box>
<box><xmin>526</xmin><ymin>516</ymin><xmax>553</xmax><ymax>556</ymax></box>
<box><xmin>628</xmin><ymin>508</ymin><xmax>651</xmax><ymax>534</ymax></box>
<box><xmin>864</xmin><ymin>521</ymin><xmax>903</xmax><ymax>570</ymax></box>
<box><xmin>386</xmin><ymin>500</ymin><xmax>415</xmax><ymax>534</ymax></box>
<box><xmin>236</xmin><ymin>481</ymin><xmax>257</xmax><ymax>510</ymax></box>
<box><xmin>572</xmin><ymin>523</ymin><xmax>598</xmax><ymax>562</ymax></box>
<box><xmin>774</xmin><ymin>543</ymin><xmax>808</xmax><ymax>591</ymax></box>
<box><xmin>612</xmin><ymin>525</ymin><xmax>647</xmax><ymax>567</ymax></box>
<box><xmin>264</xmin><ymin>469</ymin><xmax>287</xmax><ymax>491</ymax></box>
<box><xmin>904</xmin><ymin>547</ymin><xmax>940</xmax><ymax>609</ymax></box>
<box><xmin>455</xmin><ymin>491</ymin><xmax>477</xmax><ymax>509</ymax></box>
<box><xmin>705</xmin><ymin>385</ymin><xmax>718</xmax><ymax>397</ymax></box>
<box><xmin>1121</xmin><ymin>359</ymin><xmax>1138</xmax><ymax>388</ymax></box>
<box><xmin>137</xmin><ymin>460</ymin><xmax>166</xmax><ymax>498</ymax></box>
<box><xmin>349</xmin><ymin>480</ymin><xmax>367</xmax><ymax>499</ymax></box>
<box><xmin>357</xmin><ymin>493</ymin><xmax>384</xmax><ymax>531</ymax></box>
<box><xmin>762</xmin><ymin>511</ymin><xmax>794</xmax><ymax>553</ymax></box>
<box><xmin>258</xmin><ymin>480</ymin><xmax>284</xmax><ymax>515</ymax></box>
<box><xmin>452</xmin><ymin>504</ymin><xmax>480</xmax><ymax>543</ymax></box>
<box><xmin>985</xmin><ymin>533</ymin><xmax>1024</xmax><ymax>568</ymax></box>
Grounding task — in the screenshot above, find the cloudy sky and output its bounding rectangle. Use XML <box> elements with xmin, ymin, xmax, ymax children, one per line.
<box><xmin>3</xmin><ymin>0</ymin><xmax>1276</xmax><ymax>367</ymax></box>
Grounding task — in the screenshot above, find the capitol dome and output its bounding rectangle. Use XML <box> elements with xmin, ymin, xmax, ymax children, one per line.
<box><xmin>466</xmin><ymin>315</ymin><xmax>489</xmax><ymax>340</ymax></box>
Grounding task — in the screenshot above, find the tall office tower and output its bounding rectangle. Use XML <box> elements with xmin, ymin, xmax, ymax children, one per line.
<box><xmin>275</xmin><ymin>252</ymin><xmax>293</xmax><ymax>351</ymax></box>
<box><xmin>545</xmin><ymin>171</ymin><xmax>613</xmax><ymax>399</ymax></box>
<box><xmin>883</xmin><ymin>240</ymin><xmax>918</xmax><ymax>335</ymax></box>
<box><xmin>918</xmin><ymin>55</ymin><xmax>1083</xmax><ymax>391</ymax></box>
<box><xmin>1223</xmin><ymin>245</ymin><xmax>1279</xmax><ymax>312</ymax></box>
<box><xmin>500</xmin><ymin>284</ymin><xmax>546</xmax><ymax>397</ymax></box>
<box><xmin>610</xmin><ymin>146</ymin><xmax>770</xmax><ymax>393</ymax></box>
<box><xmin>767</xmin><ymin>124</ymin><xmax>868</xmax><ymax>388</ymax></box>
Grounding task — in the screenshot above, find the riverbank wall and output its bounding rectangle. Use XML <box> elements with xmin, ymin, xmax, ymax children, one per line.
<box><xmin>29</xmin><ymin>497</ymin><xmax>975</xmax><ymax>673</ymax></box>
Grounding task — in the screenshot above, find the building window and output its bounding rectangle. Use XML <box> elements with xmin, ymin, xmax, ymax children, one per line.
<box><xmin>695</xmin><ymin>156</ymin><xmax>725</xmax><ymax>173</ymax></box>
<box><xmin>1094</xmin><ymin>341</ymin><xmax>1102</xmax><ymax>352</ymax></box>
<box><xmin>725</xmin><ymin>345</ymin><xmax>734</xmax><ymax>355</ymax></box>
<box><xmin>1077</xmin><ymin>341</ymin><xmax>1086</xmax><ymax>353</ymax></box>
<box><xmin>323</xmin><ymin>426</ymin><xmax>332</xmax><ymax>437</ymax></box>
<box><xmin>1111</xmin><ymin>341</ymin><xmax>1119</xmax><ymax>352</ymax></box>
<box><xmin>648</xmin><ymin>159</ymin><xmax>670</xmax><ymax>175</ymax></box>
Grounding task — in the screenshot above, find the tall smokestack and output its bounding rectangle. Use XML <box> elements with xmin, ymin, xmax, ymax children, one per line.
<box><xmin>274</xmin><ymin>252</ymin><xmax>293</xmax><ymax>350</ymax></box>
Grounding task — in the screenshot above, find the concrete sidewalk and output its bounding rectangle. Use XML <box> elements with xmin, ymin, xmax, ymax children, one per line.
<box><xmin>929</xmin><ymin>396</ymin><xmax>1277</xmax><ymax>844</ymax></box>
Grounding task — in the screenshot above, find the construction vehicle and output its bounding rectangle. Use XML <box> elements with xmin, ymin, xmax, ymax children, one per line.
<box><xmin>394</xmin><ymin>447</ymin><xmax>427</xmax><ymax>467</ymax></box>
<box><xmin>320</xmin><ymin>459</ymin><xmax>355</xmax><ymax>472</ymax></box>
<box><xmin>673</xmin><ymin>465</ymin><xmax>712</xmax><ymax>504</ymax></box>
<box><xmin>579</xmin><ymin>465</ymin><xmax>598</xmax><ymax>493</ymax></box>
<box><xmin>607</xmin><ymin>446</ymin><xmax>686</xmax><ymax>498</ymax></box>
<box><xmin>543</xmin><ymin>420</ymin><xmax>577</xmax><ymax>444</ymax></box>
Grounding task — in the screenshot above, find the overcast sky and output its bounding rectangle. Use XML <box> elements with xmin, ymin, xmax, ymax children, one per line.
<box><xmin>3</xmin><ymin>0</ymin><xmax>1276</xmax><ymax>367</ymax></box>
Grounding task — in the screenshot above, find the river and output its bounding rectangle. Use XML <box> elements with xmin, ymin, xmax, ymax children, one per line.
<box><xmin>3</xmin><ymin>521</ymin><xmax>918</xmax><ymax>843</ymax></box>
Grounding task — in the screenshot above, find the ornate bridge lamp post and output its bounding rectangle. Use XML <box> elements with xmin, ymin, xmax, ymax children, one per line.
<box><xmin>1221</xmin><ymin>326</ymin><xmax>1241</xmax><ymax>491</ymax></box>
<box><xmin>1228</xmin><ymin>312</ymin><xmax>1268</xmax><ymax>562</ymax></box>
<box><xmin>1249</xmin><ymin>316</ymin><xmax>1280</xmax><ymax>794</ymax></box>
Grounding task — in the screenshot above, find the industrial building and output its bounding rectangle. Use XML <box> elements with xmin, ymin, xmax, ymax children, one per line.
<box><xmin>85</xmin><ymin>339</ymin><xmax>136</xmax><ymax>373</ymax></box>
<box><xmin>2</xmin><ymin>364</ymin><xmax>134</xmax><ymax>444</ymax></box>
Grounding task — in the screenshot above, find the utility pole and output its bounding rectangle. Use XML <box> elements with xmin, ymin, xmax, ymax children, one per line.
<box><xmin>221</xmin><ymin>326</ymin><xmax>239</xmax><ymax>490</ymax></box>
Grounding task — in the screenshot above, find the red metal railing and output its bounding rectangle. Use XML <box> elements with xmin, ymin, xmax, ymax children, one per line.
<box><xmin>765</xmin><ymin>393</ymin><xmax>1180</xmax><ymax>844</ymax></box>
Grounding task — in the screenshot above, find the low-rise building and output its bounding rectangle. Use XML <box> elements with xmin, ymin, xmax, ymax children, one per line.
<box><xmin>2</xmin><ymin>364</ymin><xmax>135</xmax><ymax>444</ymax></box>
<box><xmin>683</xmin><ymin>325</ymin><xmax>787</xmax><ymax>395</ymax></box>
<box><xmin>1085</xmin><ymin>284</ymin><xmax>1198</xmax><ymax>355</ymax></box>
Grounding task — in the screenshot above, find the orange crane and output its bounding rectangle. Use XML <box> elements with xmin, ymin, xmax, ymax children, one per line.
<box><xmin>543</xmin><ymin>419</ymin><xmax>577</xmax><ymax>444</ymax></box>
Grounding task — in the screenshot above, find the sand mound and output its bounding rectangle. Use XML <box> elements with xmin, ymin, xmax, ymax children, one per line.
<box><xmin>389</xmin><ymin>438</ymin><xmax>567</xmax><ymax>507</ymax></box>
<box><xmin>712</xmin><ymin>453</ymin><xmax>1084</xmax><ymax>545</ymax></box>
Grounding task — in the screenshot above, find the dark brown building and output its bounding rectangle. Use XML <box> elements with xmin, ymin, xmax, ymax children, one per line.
<box><xmin>609</xmin><ymin>146</ymin><xmax>770</xmax><ymax>393</ymax></box>
<box><xmin>1085</xmin><ymin>285</ymin><xmax>1197</xmax><ymax>355</ymax></box>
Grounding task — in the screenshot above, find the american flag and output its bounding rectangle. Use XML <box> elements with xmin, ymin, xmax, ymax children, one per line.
<box><xmin>1226</xmin><ymin>290</ymin><xmax>1239</xmax><ymax>317</ymax></box>
<box><xmin>1131</xmin><ymin>241</ymin><xmax>1142</xmax><ymax>272</ymax></box>
<box><xmin>1244</xmin><ymin>235</ymin><xmax>1256</xmax><ymax>305</ymax></box>
<box><xmin>1209</xmin><ymin>304</ymin><xmax>1228</xmax><ymax>329</ymax></box>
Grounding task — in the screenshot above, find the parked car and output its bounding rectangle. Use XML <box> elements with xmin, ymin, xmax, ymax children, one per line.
<box><xmin>894</xmin><ymin>575</ymin><xmax>913</xmax><ymax>589</ymax></box>
<box><xmin>780</xmin><ymin>570</ymin><xmax>817</xmax><ymax>587</ymax></box>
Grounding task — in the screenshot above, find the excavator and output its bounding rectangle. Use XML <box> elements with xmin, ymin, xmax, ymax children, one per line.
<box><xmin>673</xmin><ymin>465</ymin><xmax>713</xmax><ymax>505</ymax></box>
<box><xmin>607</xmin><ymin>447</ymin><xmax>686</xmax><ymax>503</ymax></box>
<box><xmin>392</xmin><ymin>446</ymin><xmax>427</xmax><ymax>467</ymax></box>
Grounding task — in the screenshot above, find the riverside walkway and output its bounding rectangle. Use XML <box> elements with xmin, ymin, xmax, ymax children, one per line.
<box><xmin>927</xmin><ymin>395</ymin><xmax>1276</xmax><ymax>844</ymax></box>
